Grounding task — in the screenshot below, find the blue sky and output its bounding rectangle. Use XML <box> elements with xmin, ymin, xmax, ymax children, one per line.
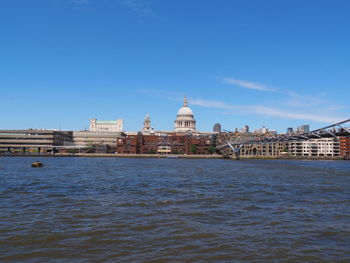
<box><xmin>1</xmin><ymin>0</ymin><xmax>349</xmax><ymax>132</ymax></box>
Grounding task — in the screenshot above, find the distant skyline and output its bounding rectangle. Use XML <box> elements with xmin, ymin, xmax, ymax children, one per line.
<box><xmin>1</xmin><ymin>0</ymin><xmax>349</xmax><ymax>132</ymax></box>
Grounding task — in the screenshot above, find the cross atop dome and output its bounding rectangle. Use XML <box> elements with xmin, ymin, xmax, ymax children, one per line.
<box><xmin>183</xmin><ymin>96</ymin><xmax>188</xmax><ymax>107</ymax></box>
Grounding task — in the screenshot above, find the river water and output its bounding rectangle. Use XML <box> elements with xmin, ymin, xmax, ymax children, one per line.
<box><xmin>0</xmin><ymin>157</ymin><xmax>349</xmax><ymax>262</ymax></box>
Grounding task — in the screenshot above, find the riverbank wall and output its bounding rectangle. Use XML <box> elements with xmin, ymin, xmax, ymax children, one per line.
<box><xmin>239</xmin><ymin>155</ymin><xmax>347</xmax><ymax>160</ymax></box>
<box><xmin>0</xmin><ymin>153</ymin><xmax>348</xmax><ymax>160</ymax></box>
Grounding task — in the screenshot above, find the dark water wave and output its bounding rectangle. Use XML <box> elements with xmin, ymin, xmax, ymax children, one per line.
<box><xmin>1</xmin><ymin>157</ymin><xmax>350</xmax><ymax>262</ymax></box>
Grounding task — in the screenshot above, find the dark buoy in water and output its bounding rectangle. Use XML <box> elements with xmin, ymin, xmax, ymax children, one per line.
<box><xmin>31</xmin><ymin>161</ymin><xmax>43</xmax><ymax>167</ymax></box>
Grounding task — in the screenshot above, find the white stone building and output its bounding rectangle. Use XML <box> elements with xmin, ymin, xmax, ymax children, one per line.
<box><xmin>289</xmin><ymin>138</ymin><xmax>340</xmax><ymax>156</ymax></box>
<box><xmin>174</xmin><ymin>96</ymin><xmax>196</xmax><ymax>132</ymax></box>
<box><xmin>90</xmin><ymin>119</ymin><xmax>123</xmax><ymax>132</ymax></box>
<box><xmin>142</xmin><ymin>114</ymin><xmax>153</xmax><ymax>133</ymax></box>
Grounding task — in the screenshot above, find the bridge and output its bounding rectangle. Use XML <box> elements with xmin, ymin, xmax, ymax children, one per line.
<box><xmin>216</xmin><ymin>119</ymin><xmax>350</xmax><ymax>158</ymax></box>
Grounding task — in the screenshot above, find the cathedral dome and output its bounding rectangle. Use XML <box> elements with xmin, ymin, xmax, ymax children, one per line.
<box><xmin>174</xmin><ymin>96</ymin><xmax>196</xmax><ymax>132</ymax></box>
<box><xmin>177</xmin><ymin>106</ymin><xmax>194</xmax><ymax>116</ymax></box>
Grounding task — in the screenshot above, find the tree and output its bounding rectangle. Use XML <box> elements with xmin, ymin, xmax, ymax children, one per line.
<box><xmin>207</xmin><ymin>146</ymin><xmax>215</xmax><ymax>155</ymax></box>
<box><xmin>190</xmin><ymin>145</ymin><xmax>199</xmax><ymax>154</ymax></box>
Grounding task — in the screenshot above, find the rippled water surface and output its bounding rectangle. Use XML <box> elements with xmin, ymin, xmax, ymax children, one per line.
<box><xmin>1</xmin><ymin>157</ymin><xmax>350</xmax><ymax>262</ymax></box>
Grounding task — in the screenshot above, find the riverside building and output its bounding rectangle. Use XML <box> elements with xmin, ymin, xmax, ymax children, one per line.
<box><xmin>287</xmin><ymin>138</ymin><xmax>340</xmax><ymax>157</ymax></box>
<box><xmin>116</xmin><ymin>97</ymin><xmax>215</xmax><ymax>155</ymax></box>
<box><xmin>90</xmin><ymin>118</ymin><xmax>123</xmax><ymax>132</ymax></box>
<box><xmin>72</xmin><ymin>131</ymin><xmax>122</xmax><ymax>153</ymax></box>
<box><xmin>116</xmin><ymin>132</ymin><xmax>213</xmax><ymax>155</ymax></box>
<box><xmin>0</xmin><ymin>129</ymin><xmax>121</xmax><ymax>154</ymax></box>
<box><xmin>339</xmin><ymin>136</ymin><xmax>350</xmax><ymax>157</ymax></box>
<box><xmin>234</xmin><ymin>138</ymin><xmax>341</xmax><ymax>157</ymax></box>
<box><xmin>0</xmin><ymin>129</ymin><xmax>73</xmax><ymax>154</ymax></box>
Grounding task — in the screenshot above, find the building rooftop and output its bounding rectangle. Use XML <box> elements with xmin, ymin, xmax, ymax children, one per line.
<box><xmin>95</xmin><ymin>120</ymin><xmax>119</xmax><ymax>124</ymax></box>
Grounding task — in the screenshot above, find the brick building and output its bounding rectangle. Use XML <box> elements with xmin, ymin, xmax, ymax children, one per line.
<box><xmin>116</xmin><ymin>133</ymin><xmax>139</xmax><ymax>154</ymax></box>
<box><xmin>116</xmin><ymin>132</ymin><xmax>213</xmax><ymax>155</ymax></box>
<box><xmin>339</xmin><ymin>136</ymin><xmax>350</xmax><ymax>157</ymax></box>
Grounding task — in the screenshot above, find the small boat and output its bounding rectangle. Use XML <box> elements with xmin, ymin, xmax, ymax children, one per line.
<box><xmin>31</xmin><ymin>161</ymin><xmax>43</xmax><ymax>167</ymax></box>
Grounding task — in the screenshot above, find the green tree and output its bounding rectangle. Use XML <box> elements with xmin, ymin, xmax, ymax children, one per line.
<box><xmin>190</xmin><ymin>145</ymin><xmax>199</xmax><ymax>154</ymax></box>
<box><xmin>207</xmin><ymin>146</ymin><xmax>216</xmax><ymax>155</ymax></box>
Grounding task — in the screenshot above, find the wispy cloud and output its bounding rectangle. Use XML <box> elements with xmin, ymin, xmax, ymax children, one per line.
<box><xmin>283</xmin><ymin>91</ymin><xmax>327</xmax><ymax>108</ymax></box>
<box><xmin>138</xmin><ymin>87</ymin><xmax>346</xmax><ymax>125</ymax></box>
<box><xmin>328</xmin><ymin>105</ymin><xmax>348</xmax><ymax>111</ymax></box>
<box><xmin>189</xmin><ymin>97</ymin><xmax>344</xmax><ymax>123</ymax></box>
<box><xmin>118</xmin><ymin>0</ymin><xmax>153</xmax><ymax>16</ymax></box>
<box><xmin>244</xmin><ymin>105</ymin><xmax>344</xmax><ymax>123</ymax></box>
<box><xmin>222</xmin><ymin>77</ymin><xmax>276</xmax><ymax>92</ymax></box>
<box><xmin>188</xmin><ymin>98</ymin><xmax>237</xmax><ymax>110</ymax></box>
<box><xmin>222</xmin><ymin>77</ymin><xmax>346</xmax><ymax>114</ymax></box>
